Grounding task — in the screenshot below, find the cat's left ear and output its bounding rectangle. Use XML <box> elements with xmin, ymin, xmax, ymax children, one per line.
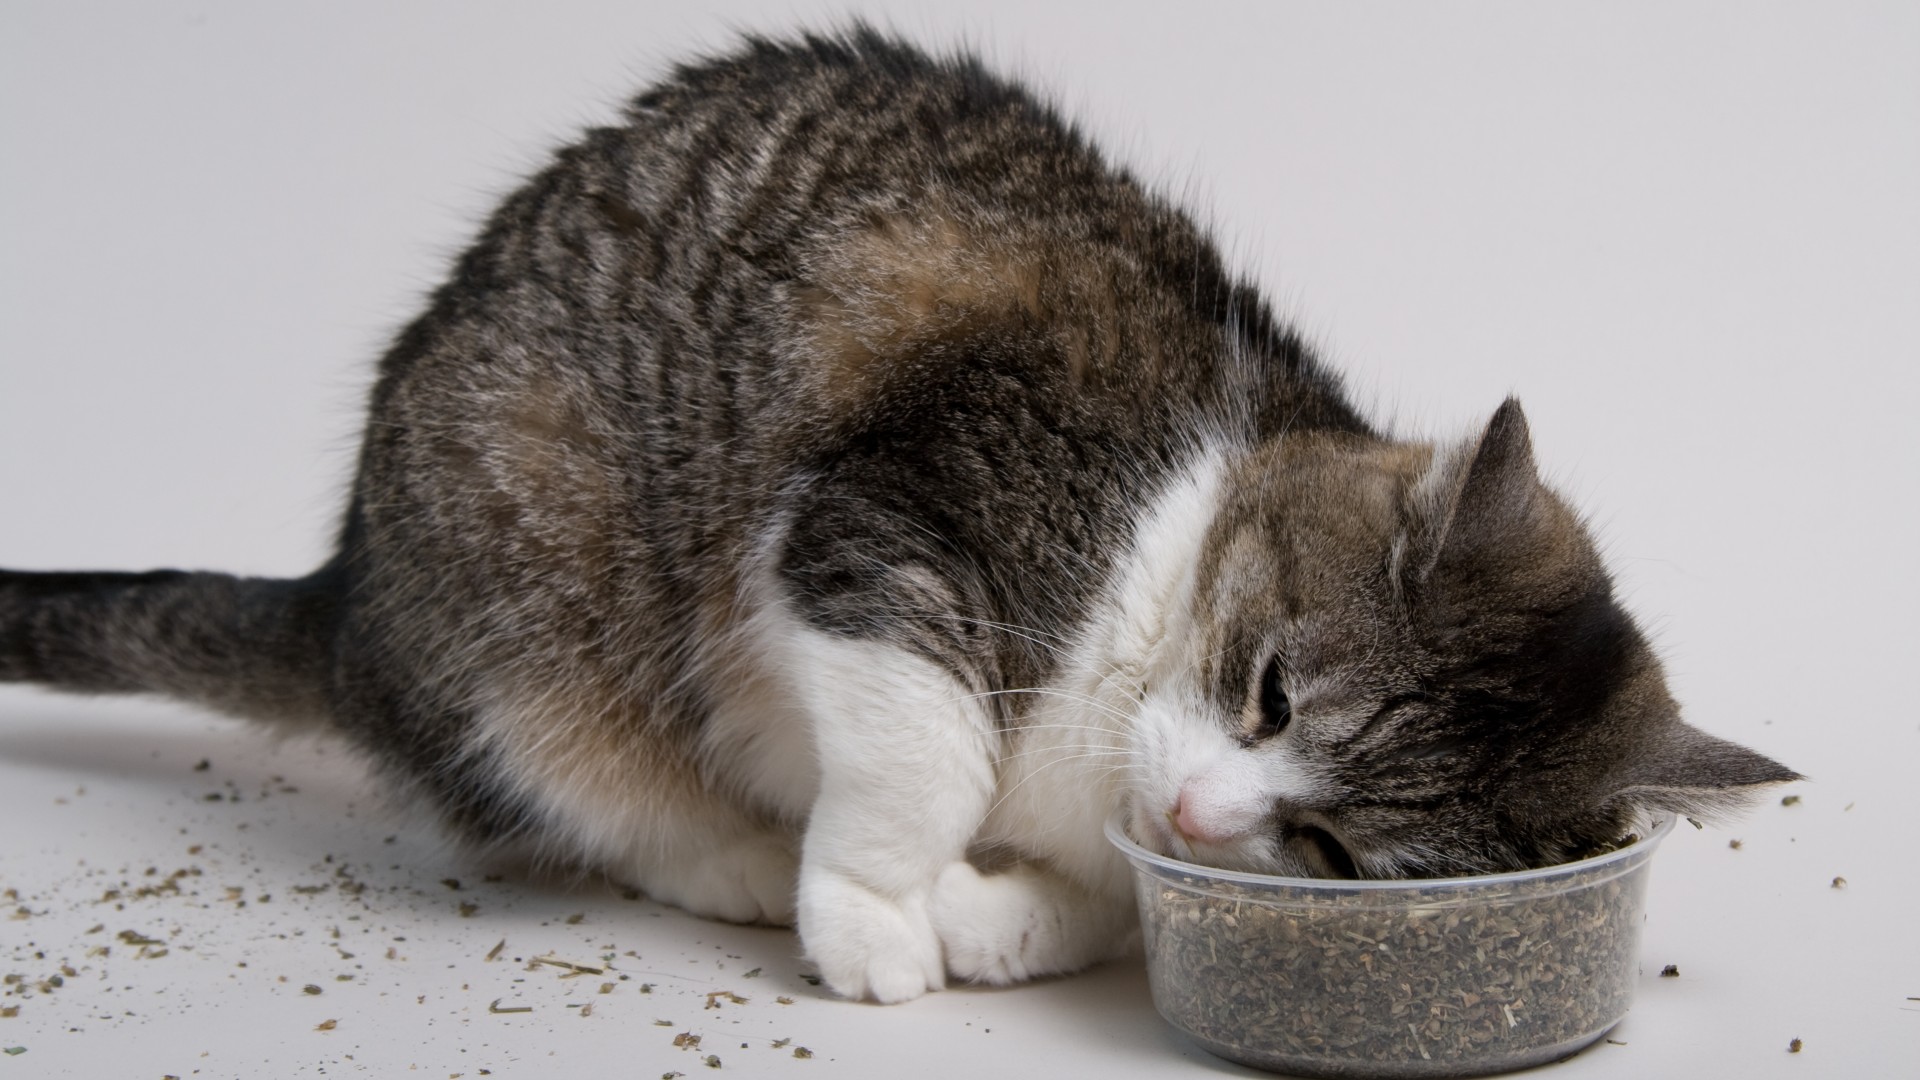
<box><xmin>1400</xmin><ymin>397</ymin><xmax>1544</xmax><ymax>585</ymax></box>
<box><xmin>1607</xmin><ymin>721</ymin><xmax>1803</xmax><ymax>821</ymax></box>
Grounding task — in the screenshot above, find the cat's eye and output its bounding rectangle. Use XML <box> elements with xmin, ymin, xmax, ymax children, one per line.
<box><xmin>1250</xmin><ymin>655</ymin><xmax>1291</xmax><ymax>741</ymax></box>
<box><xmin>1291</xmin><ymin>824</ymin><xmax>1359</xmax><ymax>879</ymax></box>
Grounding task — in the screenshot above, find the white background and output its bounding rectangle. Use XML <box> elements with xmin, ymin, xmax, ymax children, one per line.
<box><xmin>2</xmin><ymin>2</ymin><xmax>1915</xmax><ymax>1077</ymax></box>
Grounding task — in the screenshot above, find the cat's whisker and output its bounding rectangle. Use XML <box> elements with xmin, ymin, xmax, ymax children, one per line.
<box><xmin>952</xmin><ymin>686</ymin><xmax>1138</xmax><ymax>728</ymax></box>
<box><xmin>982</xmin><ymin>750</ymin><xmax>1143</xmax><ymax>821</ymax></box>
<box><xmin>855</xmin><ymin>609</ymin><xmax>1075</xmax><ymax>663</ymax></box>
<box><xmin>996</xmin><ymin>744</ymin><xmax>1131</xmax><ymax>764</ymax></box>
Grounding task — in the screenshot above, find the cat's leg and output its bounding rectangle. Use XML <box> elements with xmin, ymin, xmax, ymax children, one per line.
<box><xmin>542</xmin><ymin>773</ymin><xmax>801</xmax><ymax>926</ymax></box>
<box><xmin>788</xmin><ymin>628</ymin><xmax>998</xmax><ymax>1003</ymax></box>
<box><xmin>478</xmin><ymin>821</ymin><xmax>798</xmax><ymax>927</ymax></box>
<box><xmin>929</xmin><ymin>862</ymin><xmax>1137</xmax><ymax>985</ymax></box>
<box><xmin>613</xmin><ymin>820</ymin><xmax>800</xmax><ymax>927</ymax></box>
<box><xmin>473</xmin><ymin>682</ymin><xmax>800</xmax><ymax>926</ymax></box>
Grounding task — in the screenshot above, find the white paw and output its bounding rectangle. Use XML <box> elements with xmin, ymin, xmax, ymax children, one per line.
<box><xmin>930</xmin><ymin>862</ymin><xmax>1039</xmax><ymax>984</ymax></box>
<box><xmin>646</xmin><ymin>834</ymin><xmax>799</xmax><ymax>926</ymax></box>
<box><xmin>798</xmin><ymin>870</ymin><xmax>944</xmax><ymax>1003</ymax></box>
<box><xmin>930</xmin><ymin>861</ymin><xmax>1104</xmax><ymax>986</ymax></box>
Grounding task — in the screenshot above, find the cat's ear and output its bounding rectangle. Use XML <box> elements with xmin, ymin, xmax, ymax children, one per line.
<box><xmin>1607</xmin><ymin>722</ymin><xmax>1803</xmax><ymax>821</ymax></box>
<box><xmin>1401</xmin><ymin>398</ymin><xmax>1542</xmax><ymax>585</ymax></box>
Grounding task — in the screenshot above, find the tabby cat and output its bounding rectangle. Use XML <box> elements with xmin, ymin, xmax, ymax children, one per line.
<box><xmin>0</xmin><ymin>30</ymin><xmax>1796</xmax><ymax>1002</ymax></box>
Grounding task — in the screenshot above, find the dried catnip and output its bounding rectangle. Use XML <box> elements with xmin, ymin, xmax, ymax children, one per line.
<box><xmin>1133</xmin><ymin>834</ymin><xmax>1658</xmax><ymax>1078</ymax></box>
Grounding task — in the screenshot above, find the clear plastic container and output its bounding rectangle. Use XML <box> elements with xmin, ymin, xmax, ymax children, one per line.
<box><xmin>1107</xmin><ymin>815</ymin><xmax>1674</xmax><ymax>1078</ymax></box>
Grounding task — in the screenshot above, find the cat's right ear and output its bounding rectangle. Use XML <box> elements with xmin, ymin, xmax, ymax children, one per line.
<box><xmin>1397</xmin><ymin>398</ymin><xmax>1543</xmax><ymax>587</ymax></box>
<box><xmin>1605</xmin><ymin>721</ymin><xmax>1804</xmax><ymax>822</ymax></box>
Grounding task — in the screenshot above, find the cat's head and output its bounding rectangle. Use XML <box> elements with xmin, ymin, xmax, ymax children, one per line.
<box><xmin>1126</xmin><ymin>399</ymin><xmax>1798</xmax><ymax>877</ymax></box>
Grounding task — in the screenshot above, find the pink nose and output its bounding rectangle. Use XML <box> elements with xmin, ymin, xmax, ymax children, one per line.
<box><xmin>1173</xmin><ymin>790</ymin><xmax>1232</xmax><ymax>846</ymax></box>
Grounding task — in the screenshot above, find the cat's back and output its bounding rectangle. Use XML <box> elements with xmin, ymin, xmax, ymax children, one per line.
<box><xmin>418</xmin><ymin>29</ymin><xmax>1131</xmax><ymax>336</ymax></box>
<box><xmin>350</xmin><ymin>28</ymin><xmax>1242</xmax><ymax>559</ymax></box>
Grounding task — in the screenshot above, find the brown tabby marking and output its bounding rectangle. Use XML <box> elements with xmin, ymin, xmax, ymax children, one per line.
<box><xmin>796</xmin><ymin>207</ymin><xmax>1152</xmax><ymax>410</ymax></box>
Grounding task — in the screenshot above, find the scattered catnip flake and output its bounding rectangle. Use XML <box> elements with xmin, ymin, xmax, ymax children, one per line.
<box><xmin>487</xmin><ymin>999</ymin><xmax>532</xmax><ymax>1014</ymax></box>
<box><xmin>2</xmin><ymin>1047</ymin><xmax>24</xmax><ymax>1056</ymax></box>
<box><xmin>457</xmin><ymin>901</ymin><xmax>480</xmax><ymax>917</ymax></box>
<box><xmin>303</xmin><ymin>984</ymin><xmax>323</xmax><ymax>995</ymax></box>
<box><xmin>531</xmin><ymin>954</ymin><xmax>605</xmax><ymax>975</ymax></box>
<box><xmin>1831</xmin><ymin>876</ymin><xmax>1848</xmax><ymax>889</ymax></box>
<box><xmin>578</xmin><ymin>1003</ymin><xmax>593</xmax><ymax>1018</ymax></box>
<box><xmin>315</xmin><ymin>1019</ymin><xmax>337</xmax><ymax>1032</ymax></box>
<box><xmin>565</xmin><ymin>913</ymin><xmax>584</xmax><ymax>925</ymax></box>
<box><xmin>799</xmin><ymin>974</ymin><xmax>821</xmax><ymax>986</ymax></box>
<box><xmin>441</xmin><ymin>878</ymin><xmax>461</xmax><ymax>890</ymax></box>
<box><xmin>653</xmin><ymin>1020</ymin><xmax>674</xmax><ymax>1027</ymax></box>
<box><xmin>792</xmin><ymin>1047</ymin><xmax>813</xmax><ymax>1059</ymax></box>
<box><xmin>1788</xmin><ymin>1037</ymin><xmax>1803</xmax><ymax>1053</ymax></box>
<box><xmin>772</xmin><ymin>1038</ymin><xmax>791</xmax><ymax>1049</ymax></box>
<box><xmin>1660</xmin><ymin>965</ymin><xmax>1680</xmax><ymax>978</ymax></box>
<box><xmin>1686</xmin><ymin>817</ymin><xmax>1703</xmax><ymax>830</ymax></box>
<box><xmin>1729</xmin><ymin>839</ymin><xmax>1743</xmax><ymax>850</ymax></box>
<box><xmin>703</xmin><ymin>1056</ymin><xmax>721</xmax><ymax>1069</ymax></box>
<box><xmin>485</xmin><ymin>939</ymin><xmax>506</xmax><ymax>962</ymax></box>
<box><xmin>599</xmin><ymin>982</ymin><xmax>615</xmax><ymax>994</ymax></box>
<box><xmin>1781</xmin><ymin>795</ymin><xmax>1801</xmax><ymax>806</ymax></box>
<box><xmin>672</xmin><ymin>1032</ymin><xmax>701</xmax><ymax>1049</ymax></box>
<box><xmin>775</xmin><ymin>996</ymin><xmax>795</xmax><ymax>1005</ymax></box>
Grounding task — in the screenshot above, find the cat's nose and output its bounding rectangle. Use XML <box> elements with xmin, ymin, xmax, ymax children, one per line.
<box><xmin>1172</xmin><ymin>794</ymin><xmax>1204</xmax><ymax>843</ymax></box>
<box><xmin>1172</xmin><ymin>788</ymin><xmax>1242</xmax><ymax>846</ymax></box>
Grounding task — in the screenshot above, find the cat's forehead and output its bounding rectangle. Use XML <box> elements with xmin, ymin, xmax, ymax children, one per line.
<box><xmin>1197</xmin><ymin>436</ymin><xmax>1428</xmax><ymax>604</ymax></box>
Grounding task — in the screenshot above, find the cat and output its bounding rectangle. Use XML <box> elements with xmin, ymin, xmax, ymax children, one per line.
<box><xmin>0</xmin><ymin>29</ymin><xmax>1797</xmax><ymax>1003</ymax></box>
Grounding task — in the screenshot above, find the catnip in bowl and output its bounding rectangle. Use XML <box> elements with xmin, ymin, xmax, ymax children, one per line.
<box><xmin>1107</xmin><ymin>815</ymin><xmax>1674</xmax><ymax>1079</ymax></box>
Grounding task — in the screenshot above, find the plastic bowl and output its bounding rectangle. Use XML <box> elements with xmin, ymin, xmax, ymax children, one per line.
<box><xmin>1107</xmin><ymin>815</ymin><xmax>1674</xmax><ymax>1078</ymax></box>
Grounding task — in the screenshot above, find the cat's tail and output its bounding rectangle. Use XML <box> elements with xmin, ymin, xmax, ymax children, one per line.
<box><xmin>0</xmin><ymin>565</ymin><xmax>342</xmax><ymax>725</ymax></box>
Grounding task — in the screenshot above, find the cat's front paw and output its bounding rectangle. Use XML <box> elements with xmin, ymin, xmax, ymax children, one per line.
<box><xmin>929</xmin><ymin>862</ymin><xmax>1048</xmax><ymax>985</ymax></box>
<box><xmin>797</xmin><ymin>871</ymin><xmax>944</xmax><ymax>1003</ymax></box>
<box><xmin>931</xmin><ymin>861</ymin><xmax>1128</xmax><ymax>986</ymax></box>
